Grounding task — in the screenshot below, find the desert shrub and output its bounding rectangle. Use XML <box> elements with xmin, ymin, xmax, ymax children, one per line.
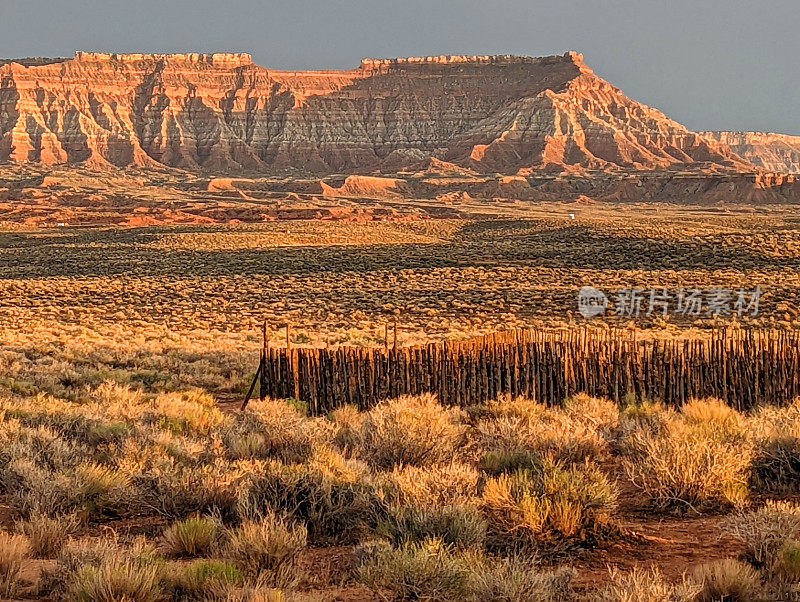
<box><xmin>75</xmin><ymin>462</ymin><xmax>131</xmax><ymax>515</ymax></box>
<box><xmin>469</xmin><ymin>396</ymin><xmax>543</xmax><ymax>423</ymax></box>
<box><xmin>39</xmin><ymin>536</ymin><xmax>122</xmax><ymax>598</ymax></box>
<box><xmin>304</xmin><ymin>444</ymin><xmax>370</xmax><ymax>483</ymax></box>
<box><xmin>618</xmin><ymin>398</ymin><xmax>672</xmax><ymax>449</ymax></box>
<box><xmin>0</xmin><ymin>531</ymin><xmax>30</xmax><ymax>598</ymax></box>
<box><xmin>162</xmin><ymin>516</ymin><xmax>221</xmax><ymax>557</ymax></box>
<box><xmin>356</xmin><ymin>538</ymin><xmax>473</xmax><ymax>601</ymax></box>
<box><xmin>751</xmin><ymin>436</ymin><xmax>800</xmax><ymax>493</ymax></box>
<box><xmin>48</xmin><ymin>537</ymin><xmax>165</xmax><ymax>602</ymax></box>
<box><xmin>467</xmin><ymin>557</ymin><xmax>576</xmax><ymax>602</ymax></box>
<box><xmin>223</xmin><ymin>400</ymin><xmax>330</xmax><ymax>464</ymax></box>
<box><xmin>721</xmin><ymin>501</ymin><xmax>800</xmax><ymax>568</ymax></box>
<box><xmin>17</xmin><ymin>511</ymin><xmax>80</xmax><ymax>558</ymax></box>
<box><xmin>481</xmin><ymin>449</ymin><xmax>543</xmax><ymax>476</ymax></box>
<box><xmin>387</xmin><ymin>462</ymin><xmax>481</xmax><ymax>506</ymax></box>
<box><xmin>623</xmin><ymin>411</ymin><xmax>751</xmax><ymax>512</ymax></box>
<box><xmin>750</xmin><ymin>400</ymin><xmax>800</xmax><ymax>493</ymax></box>
<box><xmin>132</xmin><ymin>458</ymin><xmax>247</xmax><ymax>519</ymax></box>
<box><xmin>87</xmin><ymin>421</ymin><xmax>132</xmax><ymax>446</ymax></box>
<box><xmin>0</xmin><ymin>443</ymin><xmax>132</xmax><ymax>517</ymax></box>
<box><xmin>682</xmin><ymin>398</ymin><xmax>745</xmax><ymax>433</ymax></box>
<box><xmin>689</xmin><ymin>559</ymin><xmax>762</xmax><ymax>602</ymax></box>
<box><xmin>474</xmin><ymin>395</ymin><xmax>612</xmax><ymax>468</ymax></box>
<box><xmin>358</xmin><ymin>538</ymin><xmax>577</xmax><ymax>602</ymax></box>
<box><xmin>773</xmin><ymin>540</ymin><xmax>800</xmax><ymax>583</ymax></box>
<box><xmin>0</xmin><ymin>422</ymin><xmax>97</xmax><ymax>515</ymax></box>
<box><xmin>167</xmin><ymin>559</ymin><xmax>244</xmax><ymax>600</ymax></box>
<box><xmin>328</xmin><ymin>404</ymin><xmax>363</xmax><ymax>451</ymax></box>
<box><xmin>238</xmin><ymin>459</ymin><xmax>388</xmax><ymax>544</ymax></box>
<box><xmin>67</xmin><ymin>561</ymin><xmax>163</xmax><ymax>602</ymax></box>
<box><xmin>223</xmin><ymin>513</ymin><xmax>307</xmax><ymax>583</ymax></box>
<box><xmin>93</xmin><ymin>380</ymin><xmax>144</xmax><ymax>407</ymax></box>
<box><xmin>386</xmin><ymin>503</ymin><xmax>487</xmax><ymax>549</ymax></box>
<box><xmin>482</xmin><ymin>462</ymin><xmax>617</xmax><ymax>552</ymax></box>
<box><xmin>592</xmin><ymin>566</ymin><xmax>699</xmax><ymax>602</ymax></box>
<box><xmin>356</xmin><ymin>393</ymin><xmax>464</xmax><ymax>468</ymax></box>
<box><xmin>563</xmin><ymin>393</ymin><xmax>620</xmax><ymax>437</ymax></box>
<box><xmin>145</xmin><ymin>390</ymin><xmax>225</xmax><ymax>436</ymax></box>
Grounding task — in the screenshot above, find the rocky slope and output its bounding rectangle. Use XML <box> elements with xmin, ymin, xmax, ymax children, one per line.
<box><xmin>0</xmin><ymin>51</ymin><xmax>765</xmax><ymax>174</ymax></box>
<box><xmin>700</xmin><ymin>132</ymin><xmax>800</xmax><ymax>174</ymax></box>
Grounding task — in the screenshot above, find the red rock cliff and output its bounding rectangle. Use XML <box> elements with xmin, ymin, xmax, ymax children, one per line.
<box><xmin>700</xmin><ymin>132</ymin><xmax>800</xmax><ymax>174</ymax></box>
<box><xmin>0</xmin><ymin>51</ymin><xmax>773</xmax><ymax>173</ymax></box>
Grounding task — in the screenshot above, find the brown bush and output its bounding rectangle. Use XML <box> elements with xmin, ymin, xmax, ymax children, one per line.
<box><xmin>356</xmin><ymin>394</ymin><xmax>465</xmax><ymax>469</ymax></box>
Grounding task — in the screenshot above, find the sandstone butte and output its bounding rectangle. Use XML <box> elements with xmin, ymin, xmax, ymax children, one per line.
<box><xmin>0</xmin><ymin>50</ymin><xmax>798</xmax><ymax>178</ymax></box>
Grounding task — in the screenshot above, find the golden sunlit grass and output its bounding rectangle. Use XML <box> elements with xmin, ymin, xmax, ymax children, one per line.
<box><xmin>2</xmin><ymin>381</ymin><xmax>800</xmax><ymax>597</ymax></box>
<box><xmin>2</xmin><ymin>207</ymin><xmax>800</xmax><ymax>599</ymax></box>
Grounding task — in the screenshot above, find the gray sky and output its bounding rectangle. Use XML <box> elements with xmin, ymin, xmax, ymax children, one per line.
<box><xmin>1</xmin><ymin>0</ymin><xmax>797</xmax><ymax>134</ymax></box>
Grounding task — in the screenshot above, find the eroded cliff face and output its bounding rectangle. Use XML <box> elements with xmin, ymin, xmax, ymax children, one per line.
<box><xmin>700</xmin><ymin>132</ymin><xmax>800</xmax><ymax>174</ymax></box>
<box><xmin>0</xmin><ymin>51</ymin><xmax>771</xmax><ymax>175</ymax></box>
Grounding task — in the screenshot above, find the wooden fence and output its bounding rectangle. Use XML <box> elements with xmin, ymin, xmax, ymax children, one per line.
<box><xmin>242</xmin><ymin>328</ymin><xmax>800</xmax><ymax>414</ymax></box>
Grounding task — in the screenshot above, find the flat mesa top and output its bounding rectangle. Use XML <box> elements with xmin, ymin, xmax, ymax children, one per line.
<box><xmin>72</xmin><ymin>51</ymin><xmax>254</xmax><ymax>65</ymax></box>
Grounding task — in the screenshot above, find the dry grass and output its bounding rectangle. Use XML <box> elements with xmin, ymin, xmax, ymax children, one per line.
<box><xmin>17</xmin><ymin>511</ymin><xmax>80</xmax><ymax>558</ymax></box>
<box><xmin>592</xmin><ymin>567</ymin><xmax>699</xmax><ymax>602</ymax></box>
<box><xmin>67</xmin><ymin>561</ymin><xmax>163</xmax><ymax>602</ymax></box>
<box><xmin>689</xmin><ymin>559</ymin><xmax>763</xmax><ymax>602</ymax></box>
<box><xmin>8</xmin><ymin>345</ymin><xmax>800</xmax><ymax>599</ymax></box>
<box><xmin>474</xmin><ymin>394</ymin><xmax>616</xmax><ymax>469</ymax></box>
<box><xmin>356</xmin><ymin>538</ymin><xmax>474</xmax><ymax>601</ymax></box>
<box><xmin>721</xmin><ymin>501</ymin><xmax>800</xmax><ymax>569</ymax></box>
<box><xmin>622</xmin><ymin>401</ymin><xmax>752</xmax><ymax>512</ymax></box>
<box><xmin>168</xmin><ymin>559</ymin><xmax>245</xmax><ymax>600</ymax></box>
<box><xmin>224</xmin><ymin>400</ymin><xmax>331</xmax><ymax>463</ymax></box>
<box><xmin>357</xmin><ymin>539</ymin><xmax>577</xmax><ymax>602</ymax></box>
<box><xmin>481</xmin><ymin>462</ymin><xmax>618</xmax><ymax>552</ymax></box>
<box><xmin>0</xmin><ymin>531</ymin><xmax>30</xmax><ymax>598</ymax></box>
<box><xmin>223</xmin><ymin>514</ymin><xmax>307</xmax><ymax>582</ymax></box>
<box><xmin>750</xmin><ymin>399</ymin><xmax>800</xmax><ymax>493</ymax></box>
<box><xmin>161</xmin><ymin>516</ymin><xmax>222</xmax><ymax>558</ymax></box>
<box><xmin>385</xmin><ymin>503</ymin><xmax>488</xmax><ymax>549</ymax></box>
<box><xmin>355</xmin><ymin>393</ymin><xmax>465</xmax><ymax>468</ymax></box>
<box><xmin>386</xmin><ymin>462</ymin><xmax>481</xmax><ymax>506</ymax></box>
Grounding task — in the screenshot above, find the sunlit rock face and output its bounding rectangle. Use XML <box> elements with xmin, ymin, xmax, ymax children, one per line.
<box><xmin>700</xmin><ymin>132</ymin><xmax>800</xmax><ymax>174</ymax></box>
<box><xmin>0</xmin><ymin>50</ymin><xmax>782</xmax><ymax>174</ymax></box>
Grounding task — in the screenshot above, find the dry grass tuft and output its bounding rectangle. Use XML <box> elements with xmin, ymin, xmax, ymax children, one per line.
<box><xmin>0</xmin><ymin>531</ymin><xmax>30</xmax><ymax>598</ymax></box>
<box><xmin>147</xmin><ymin>390</ymin><xmax>225</xmax><ymax>436</ymax></box>
<box><xmin>689</xmin><ymin>559</ymin><xmax>763</xmax><ymax>602</ymax></box>
<box><xmin>466</xmin><ymin>556</ymin><xmax>576</xmax><ymax>602</ymax></box>
<box><xmin>750</xmin><ymin>400</ymin><xmax>800</xmax><ymax>493</ymax></box>
<box><xmin>356</xmin><ymin>393</ymin><xmax>465</xmax><ymax>469</ymax></box>
<box><xmin>482</xmin><ymin>462</ymin><xmax>617</xmax><ymax>552</ymax></box>
<box><xmin>224</xmin><ymin>400</ymin><xmax>331</xmax><ymax>464</ymax></box>
<box><xmin>167</xmin><ymin>559</ymin><xmax>244</xmax><ymax>600</ymax></box>
<box><xmin>592</xmin><ymin>566</ymin><xmax>699</xmax><ymax>602</ymax></box>
<box><xmin>387</xmin><ymin>462</ymin><xmax>481</xmax><ymax>507</ymax></box>
<box><xmin>238</xmin><ymin>459</ymin><xmax>387</xmax><ymax>544</ymax></box>
<box><xmin>386</xmin><ymin>503</ymin><xmax>487</xmax><ymax>549</ymax></box>
<box><xmin>721</xmin><ymin>501</ymin><xmax>800</xmax><ymax>569</ymax></box>
<box><xmin>623</xmin><ymin>403</ymin><xmax>751</xmax><ymax>512</ymax></box>
<box><xmin>223</xmin><ymin>513</ymin><xmax>307</xmax><ymax>583</ymax></box>
<box><xmin>161</xmin><ymin>516</ymin><xmax>222</xmax><ymax>558</ymax></box>
<box><xmin>67</xmin><ymin>560</ymin><xmax>163</xmax><ymax>602</ymax></box>
<box><xmin>474</xmin><ymin>395</ymin><xmax>614</xmax><ymax>469</ymax></box>
<box><xmin>17</xmin><ymin>511</ymin><xmax>80</xmax><ymax>558</ymax></box>
<box><xmin>356</xmin><ymin>538</ymin><xmax>473</xmax><ymax>601</ymax></box>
